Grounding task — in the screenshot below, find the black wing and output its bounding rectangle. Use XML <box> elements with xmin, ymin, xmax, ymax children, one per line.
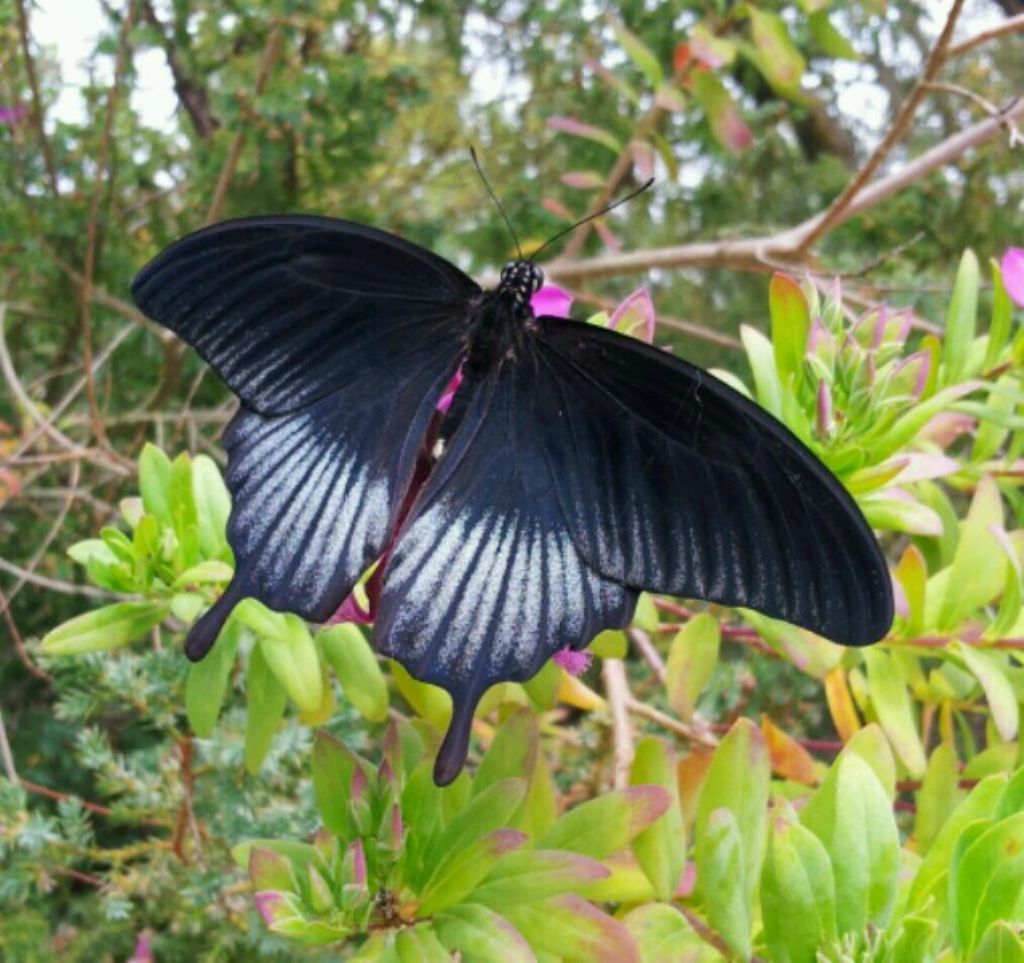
<box><xmin>132</xmin><ymin>215</ymin><xmax>480</xmax><ymax>415</ymax></box>
<box><xmin>375</xmin><ymin>357</ymin><xmax>638</xmax><ymax>785</ymax></box>
<box><xmin>531</xmin><ymin>318</ymin><xmax>893</xmax><ymax>646</ymax></box>
<box><xmin>131</xmin><ymin>216</ymin><xmax>478</xmax><ymax>657</ymax></box>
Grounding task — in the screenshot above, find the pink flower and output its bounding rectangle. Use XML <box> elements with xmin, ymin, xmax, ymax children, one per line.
<box><xmin>532</xmin><ymin>285</ymin><xmax>573</xmax><ymax>318</ymax></box>
<box><xmin>1002</xmin><ymin>247</ymin><xmax>1024</xmax><ymax>307</ymax></box>
<box><xmin>0</xmin><ymin>105</ymin><xmax>27</xmax><ymax>126</ymax></box>
<box><xmin>128</xmin><ymin>932</ymin><xmax>154</xmax><ymax>963</ymax></box>
<box><xmin>553</xmin><ymin>646</ymin><xmax>592</xmax><ymax>676</ymax></box>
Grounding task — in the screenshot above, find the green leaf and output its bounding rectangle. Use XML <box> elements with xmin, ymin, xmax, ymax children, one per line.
<box><xmin>311</xmin><ymin>730</ymin><xmax>358</xmax><ymax>837</ymax></box>
<box><xmin>621</xmin><ymin>904</ymin><xmax>705</xmax><ymax>963</ymax></box>
<box><xmin>632</xmin><ymin>593</ymin><xmax>660</xmax><ymax>632</ymax></box>
<box><xmin>952</xmin><ymin>812</ymin><xmax>1024</xmax><ymax>955</ymax></box>
<box><xmin>536</xmin><ymin>786</ymin><xmax>669</xmax><ymax>859</ymax></box>
<box><xmin>696</xmin><ymin>809</ymin><xmax>751</xmax><ymax>958</ymax></box>
<box><xmin>430</xmin><ymin>779</ymin><xmax>527</xmax><ymax>875</ymax></box>
<box><xmin>861</xmin><ymin>495</ymin><xmax>943</xmax><ymax>536</ymax></box>
<box><xmin>895</xmin><ymin>544</ymin><xmax>928</xmax><ymax>638</ymax></box>
<box><xmin>389</xmin><ymin>660</ymin><xmax>451</xmax><ymax>729</ymax></box>
<box><xmin>800</xmin><ymin>752</ymin><xmax>900</xmax><ymax>935</ymax></box>
<box><xmin>915</xmin><ymin>742</ymin><xmax>963</xmax><ymax>855</ymax></box>
<box><xmin>395</xmin><ymin>924</ymin><xmax>451</xmax><ymax>963</ymax></box>
<box><xmin>769</xmin><ymin>273</ymin><xmax>810</xmax><ymax>388</ymax></box>
<box><xmin>473</xmin><ymin>708</ymin><xmax>537</xmax><ymax>797</ymax></box>
<box><xmin>41</xmin><ymin>601</ymin><xmax>169</xmax><ymax>655</ymax></box>
<box><xmin>809</xmin><ymin>10</ymin><xmax>858</xmax><ymax>59</ymax></box>
<box><xmin>952</xmin><ymin>643</ymin><xmax>1019</xmax><ymax>743</ymax></box>
<box><xmin>985</xmin><ymin>257</ymin><xmax>1015</xmax><ymax>368</ymax></box>
<box><xmin>318</xmin><ymin>623</ymin><xmax>388</xmax><ymax>722</ymax></box>
<box><xmin>192</xmin><ymin>454</ymin><xmax>231</xmax><ymax>560</ymax></box>
<box><xmin>138</xmin><ymin>443</ymin><xmax>173</xmax><ymax>528</ymax></box>
<box><xmin>434</xmin><ymin>904</ymin><xmax>533</xmax><ymax>962</ymax></box>
<box><xmin>741</xmin><ymin>324</ymin><xmax>783</xmax><ymax>416</ymax></box>
<box><xmin>417</xmin><ymin>829</ymin><xmax>527</xmax><ymax>916</ymax></box>
<box><xmin>691</xmin><ymin>70</ymin><xmax>752</xmax><ymax>154</ymax></box>
<box><xmin>936</xmin><ymin>477</ymin><xmax>1004</xmax><ymax>630</ymax></box>
<box><xmin>607</xmin><ymin>13</ymin><xmax>662</xmax><ymax>87</ymax></box>
<box><xmin>473</xmin><ymin>850</ymin><xmax>608</xmax><ymax>909</ymax></box>
<box><xmin>589</xmin><ymin>629</ymin><xmax>628</xmax><ymax>659</ymax></box>
<box><xmin>761</xmin><ymin>815</ymin><xmax>838</xmax><ymax>963</ymax></box>
<box><xmin>971</xmin><ymin>920</ymin><xmax>1024</xmax><ymax>963</ymax></box>
<box><xmin>665</xmin><ymin>614</ymin><xmax>720</xmax><ymax>720</ymax></box>
<box><xmin>630</xmin><ymin>737</ymin><xmax>686</xmax><ymax>901</ymax></box>
<box><xmin>169</xmin><ymin>452</ymin><xmax>200</xmax><ymax>568</ymax></box>
<box><xmin>185</xmin><ymin>618</ymin><xmax>242</xmax><ymax>737</ymax></box>
<box><xmin>235</xmin><ymin>600</ymin><xmax>323</xmax><ymax>713</ymax></box>
<box><xmin>695</xmin><ymin>717</ymin><xmax>770</xmax><ymax>908</ymax></box>
<box><xmin>906</xmin><ymin>774</ymin><xmax>1007</xmax><ymax>916</ymax></box>
<box><xmin>844</xmin><ymin>724</ymin><xmax>897</xmax><ymax>799</ymax></box>
<box><xmin>746</xmin><ymin>9</ymin><xmax>806</xmax><ymax>99</ymax></box>
<box><xmin>863</xmin><ymin>648</ymin><xmax>927</xmax><ymax>777</ymax></box>
<box><xmin>173</xmin><ymin>560</ymin><xmax>234</xmax><ymax>589</ymax></box>
<box><xmin>244</xmin><ymin>643</ymin><xmax>289</xmax><ymax>773</ymax></box>
<box><xmin>943</xmin><ymin>249</ymin><xmax>980</xmax><ymax>385</ymax></box>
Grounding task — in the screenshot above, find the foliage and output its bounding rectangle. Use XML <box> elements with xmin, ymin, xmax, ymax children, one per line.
<box><xmin>3</xmin><ymin>0</ymin><xmax>1024</xmax><ymax>959</ymax></box>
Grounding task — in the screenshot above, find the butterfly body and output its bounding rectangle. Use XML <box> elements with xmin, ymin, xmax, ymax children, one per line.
<box><xmin>132</xmin><ymin>214</ymin><xmax>892</xmax><ymax>784</ymax></box>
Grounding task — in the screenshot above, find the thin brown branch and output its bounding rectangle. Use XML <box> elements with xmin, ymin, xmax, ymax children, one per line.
<box><xmin>628</xmin><ymin>628</ymin><xmax>667</xmax><ymax>686</ymax></box>
<box><xmin>625</xmin><ymin>698</ymin><xmax>718</xmax><ymax>749</ymax></box>
<box><xmin>795</xmin><ymin>0</ymin><xmax>966</xmax><ymax>255</ymax></box>
<box><xmin>0</xmin><ymin>710</ymin><xmax>18</xmax><ymax>784</ymax></box>
<box><xmin>601</xmin><ymin>658</ymin><xmax>634</xmax><ymax>788</ymax></box>
<box><xmin>946</xmin><ymin>12</ymin><xmax>1024</xmax><ymax>60</ymax></box>
<box><xmin>0</xmin><ymin>586</ymin><xmax>52</xmax><ymax>683</ymax></box>
<box><xmin>0</xmin><ymin>556</ymin><xmax>129</xmax><ymax>601</ymax></box>
<box><xmin>545</xmin><ymin>98</ymin><xmax>1024</xmax><ymax>282</ymax></box>
<box><xmin>205</xmin><ymin>25</ymin><xmax>283</xmax><ymax>224</ymax></box>
<box><xmin>674</xmin><ymin>903</ymin><xmax>766</xmax><ymax>963</ymax></box>
<box><xmin>80</xmin><ymin>0</ymin><xmax>138</xmax><ymax>454</ymax></box>
<box><xmin>14</xmin><ymin>0</ymin><xmax>60</xmax><ymax>197</ymax></box>
<box><xmin>170</xmin><ymin>737</ymin><xmax>197</xmax><ymax>863</ymax></box>
<box><xmin>17</xmin><ymin>776</ymin><xmax>165</xmax><ymax>828</ymax></box>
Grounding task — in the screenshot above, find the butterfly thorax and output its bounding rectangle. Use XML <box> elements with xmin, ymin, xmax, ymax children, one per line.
<box><xmin>463</xmin><ymin>261</ymin><xmax>544</xmax><ymax>370</ymax></box>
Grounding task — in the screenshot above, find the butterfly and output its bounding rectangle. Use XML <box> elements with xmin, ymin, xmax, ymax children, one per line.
<box><xmin>132</xmin><ymin>205</ymin><xmax>893</xmax><ymax>784</ymax></box>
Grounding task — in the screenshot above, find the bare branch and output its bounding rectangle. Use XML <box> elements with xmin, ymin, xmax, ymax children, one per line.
<box><xmin>946</xmin><ymin>12</ymin><xmax>1024</xmax><ymax>60</ymax></box>
<box><xmin>601</xmin><ymin>658</ymin><xmax>635</xmax><ymax>788</ymax></box>
<box><xmin>13</xmin><ymin>0</ymin><xmax>60</xmax><ymax>197</ymax></box>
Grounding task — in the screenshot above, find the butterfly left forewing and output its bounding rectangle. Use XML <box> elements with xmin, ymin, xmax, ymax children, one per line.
<box><xmin>375</xmin><ymin>354</ymin><xmax>637</xmax><ymax>785</ymax></box>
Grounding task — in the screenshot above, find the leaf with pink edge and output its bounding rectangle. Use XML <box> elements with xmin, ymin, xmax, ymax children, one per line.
<box><xmin>548</xmin><ymin>116</ymin><xmax>621</xmax><ymax>153</ymax></box>
<box><xmin>473</xmin><ymin>849</ymin><xmax>609</xmax><ymax>908</ymax></box>
<box><xmin>433</xmin><ymin>904</ymin><xmax>533</xmax><ymax>963</ymax></box>
<box><xmin>691</xmin><ymin>70</ymin><xmax>752</xmax><ymax>155</ymax></box>
<box><xmin>502</xmin><ymin>894</ymin><xmax>639</xmax><ymax>963</ymax></box>
<box><xmin>630</xmin><ymin>737</ymin><xmax>686</xmax><ymax>901</ymax></box>
<box><xmin>769</xmin><ymin>273</ymin><xmax>811</xmax><ymax>388</ymax></box>
<box><xmin>621</xmin><ymin>904</ymin><xmax>706</xmax><ymax>962</ymax></box>
<box><xmin>609</xmin><ymin>288</ymin><xmax>656</xmax><ymax>343</ymax></box>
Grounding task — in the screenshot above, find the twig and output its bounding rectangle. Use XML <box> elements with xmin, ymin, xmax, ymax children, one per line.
<box><xmin>601</xmin><ymin>658</ymin><xmax>634</xmax><ymax>788</ymax></box>
<box><xmin>625</xmin><ymin>698</ymin><xmax>718</xmax><ymax>750</ymax></box>
<box><xmin>946</xmin><ymin>12</ymin><xmax>1024</xmax><ymax>60</ymax></box>
<box><xmin>628</xmin><ymin>628</ymin><xmax>667</xmax><ymax>685</ymax></box>
<box><xmin>0</xmin><ymin>461</ymin><xmax>81</xmax><ymax>619</ymax></box>
<box><xmin>545</xmin><ymin>99</ymin><xmax>1024</xmax><ymax>282</ymax></box>
<box><xmin>795</xmin><ymin>0</ymin><xmax>966</xmax><ymax>255</ymax></box>
<box><xmin>674</xmin><ymin>903</ymin><xmax>766</xmax><ymax>963</ymax></box>
<box><xmin>170</xmin><ymin>737</ymin><xmax>197</xmax><ymax>863</ymax></box>
<box><xmin>0</xmin><ymin>556</ymin><xmax>129</xmax><ymax>601</ymax></box>
<box><xmin>922</xmin><ymin>84</ymin><xmax>1022</xmax><ymax>147</ymax></box>
<box><xmin>13</xmin><ymin>0</ymin><xmax>60</xmax><ymax>197</ymax></box>
<box><xmin>0</xmin><ymin>709</ymin><xmax>18</xmax><ymax>784</ymax></box>
<box><xmin>17</xmin><ymin>775</ymin><xmax>165</xmax><ymax>827</ymax></box>
<box><xmin>205</xmin><ymin>25</ymin><xmax>283</xmax><ymax>223</ymax></box>
<box><xmin>0</xmin><ymin>586</ymin><xmax>52</xmax><ymax>682</ymax></box>
<box><xmin>80</xmin><ymin>0</ymin><xmax>138</xmax><ymax>453</ymax></box>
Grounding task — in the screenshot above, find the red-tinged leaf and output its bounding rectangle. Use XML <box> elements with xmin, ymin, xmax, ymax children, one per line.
<box><xmin>502</xmin><ymin>894</ymin><xmax>639</xmax><ymax>963</ymax></box>
<box><xmin>894</xmin><ymin>544</ymin><xmax>927</xmax><ymax>637</ymax></box>
<box><xmin>249</xmin><ymin>848</ymin><xmax>296</xmax><ymax>893</ymax></box>
<box><xmin>433</xmin><ymin>904</ymin><xmax>534</xmax><ymax>963</ymax></box>
<box><xmin>654</xmin><ymin>83</ymin><xmax>686</xmax><ymax>112</ymax></box>
<box><xmin>584</xmin><ymin>58</ymin><xmax>640</xmax><ymax>106</ymax></box>
<box><xmin>762</xmin><ymin>716</ymin><xmax>817</xmax><ymax>785</ymax></box>
<box><xmin>677</xmin><ymin>749</ymin><xmax>714</xmax><ymax>833</ymax></box>
<box><xmin>473</xmin><ymin>850</ymin><xmax>609</xmax><ymax>908</ymax></box>
<box><xmin>888</xmin><ymin>350</ymin><xmax>932</xmax><ymax>401</ymax></box>
<box><xmin>746</xmin><ymin>9</ymin><xmax>806</xmax><ymax>99</ymax></box>
<box><xmin>541</xmin><ymin>196</ymin><xmax>574</xmax><ymax>222</ymax></box>
<box><xmin>547</xmin><ymin>115</ymin><xmax>622</xmax><ymax>153</ymax></box>
<box><xmin>609</xmin><ymin>288</ymin><xmax>656</xmax><ymax>343</ymax></box>
<box><xmin>688</xmin><ymin>23</ymin><xmax>736</xmax><ymax>68</ymax></box>
<box><xmin>622</xmin><ymin>904</ymin><xmax>705</xmax><ymax>962</ymax></box>
<box><xmin>631</xmin><ymin>140</ymin><xmax>655</xmax><ymax>180</ymax></box>
<box><xmin>561</xmin><ymin>170</ymin><xmax>605</xmax><ymax>190</ymax></box>
<box><xmin>691</xmin><ymin>70</ymin><xmax>752</xmax><ymax>154</ymax></box>
<box><xmin>537</xmin><ymin>786</ymin><xmax>670</xmax><ymax>858</ymax></box>
<box><xmin>769</xmin><ymin>272</ymin><xmax>811</xmax><ymax>388</ymax></box>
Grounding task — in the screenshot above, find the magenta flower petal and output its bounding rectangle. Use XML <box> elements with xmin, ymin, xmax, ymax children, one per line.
<box><xmin>553</xmin><ymin>646</ymin><xmax>592</xmax><ymax>676</ymax></box>
<box><xmin>532</xmin><ymin>285</ymin><xmax>573</xmax><ymax>318</ymax></box>
<box><xmin>1002</xmin><ymin>247</ymin><xmax>1024</xmax><ymax>307</ymax></box>
<box><xmin>0</xmin><ymin>105</ymin><xmax>27</xmax><ymax>126</ymax></box>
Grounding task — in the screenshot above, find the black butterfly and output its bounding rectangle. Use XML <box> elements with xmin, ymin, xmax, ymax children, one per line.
<box><xmin>132</xmin><ymin>213</ymin><xmax>893</xmax><ymax>784</ymax></box>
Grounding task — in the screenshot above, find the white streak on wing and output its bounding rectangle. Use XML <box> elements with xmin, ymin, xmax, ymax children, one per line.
<box><xmin>233</xmin><ymin>428</ymin><xmax>320</xmax><ymax>535</ymax></box>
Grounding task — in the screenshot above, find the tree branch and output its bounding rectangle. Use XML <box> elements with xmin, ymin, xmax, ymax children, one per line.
<box><xmin>13</xmin><ymin>0</ymin><xmax>60</xmax><ymax>198</ymax></box>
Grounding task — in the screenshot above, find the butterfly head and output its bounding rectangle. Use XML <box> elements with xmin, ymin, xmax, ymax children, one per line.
<box><xmin>500</xmin><ymin>261</ymin><xmax>544</xmax><ymax>306</ymax></box>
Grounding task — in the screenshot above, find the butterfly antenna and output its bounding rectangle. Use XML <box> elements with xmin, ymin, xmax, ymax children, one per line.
<box><xmin>529</xmin><ymin>177</ymin><xmax>655</xmax><ymax>263</ymax></box>
<box><xmin>470</xmin><ymin>146</ymin><xmax>522</xmax><ymax>261</ymax></box>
